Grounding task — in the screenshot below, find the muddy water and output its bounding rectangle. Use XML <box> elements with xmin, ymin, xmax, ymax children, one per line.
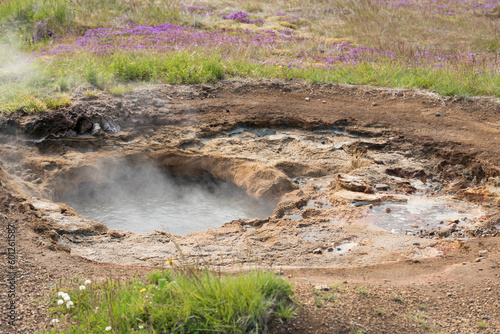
<box><xmin>62</xmin><ymin>165</ymin><xmax>274</xmax><ymax>235</ymax></box>
<box><xmin>361</xmin><ymin>196</ymin><xmax>484</xmax><ymax>235</ymax></box>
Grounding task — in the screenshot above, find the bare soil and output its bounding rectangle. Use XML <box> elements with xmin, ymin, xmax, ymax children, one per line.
<box><xmin>1</xmin><ymin>80</ymin><xmax>500</xmax><ymax>333</ymax></box>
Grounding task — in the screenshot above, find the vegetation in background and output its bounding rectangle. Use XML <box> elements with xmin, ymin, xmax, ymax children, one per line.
<box><xmin>46</xmin><ymin>267</ymin><xmax>295</xmax><ymax>333</ymax></box>
<box><xmin>2</xmin><ymin>0</ymin><xmax>500</xmax><ymax>113</ymax></box>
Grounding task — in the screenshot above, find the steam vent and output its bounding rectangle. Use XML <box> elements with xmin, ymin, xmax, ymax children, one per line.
<box><xmin>4</xmin><ymin>71</ymin><xmax>500</xmax><ymax>333</ymax></box>
<box><xmin>2</xmin><ymin>82</ymin><xmax>499</xmax><ymax>270</ymax></box>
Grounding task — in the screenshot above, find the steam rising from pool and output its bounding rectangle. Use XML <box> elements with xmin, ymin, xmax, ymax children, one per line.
<box><xmin>62</xmin><ymin>164</ymin><xmax>274</xmax><ymax>235</ymax></box>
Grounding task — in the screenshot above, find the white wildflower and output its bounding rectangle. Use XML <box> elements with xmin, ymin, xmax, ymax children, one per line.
<box><xmin>79</xmin><ymin>285</ymin><xmax>86</xmax><ymax>291</ymax></box>
<box><xmin>66</xmin><ymin>301</ymin><xmax>74</xmax><ymax>309</ymax></box>
<box><xmin>138</xmin><ymin>325</ymin><xmax>144</xmax><ymax>329</ymax></box>
<box><xmin>51</xmin><ymin>319</ymin><xmax>60</xmax><ymax>324</ymax></box>
<box><xmin>57</xmin><ymin>291</ymin><xmax>65</xmax><ymax>297</ymax></box>
<box><xmin>105</xmin><ymin>326</ymin><xmax>112</xmax><ymax>331</ymax></box>
<box><xmin>63</xmin><ymin>294</ymin><xmax>71</xmax><ymax>302</ymax></box>
<box><xmin>57</xmin><ymin>299</ymin><xmax>64</xmax><ymax>305</ymax></box>
<box><xmin>84</xmin><ymin>279</ymin><xmax>91</xmax><ymax>285</ymax></box>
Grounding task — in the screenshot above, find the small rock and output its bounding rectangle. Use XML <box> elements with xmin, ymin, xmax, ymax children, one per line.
<box><xmin>385</xmin><ymin>208</ymin><xmax>392</xmax><ymax>214</ymax></box>
<box><xmin>371</xmin><ymin>102</ymin><xmax>378</xmax><ymax>106</ymax></box>
<box><xmin>201</xmin><ymin>83</ymin><xmax>212</xmax><ymax>91</ymax></box>
<box><xmin>447</xmin><ymin>292</ymin><xmax>452</xmax><ymax>297</ymax></box>
<box><xmin>410</xmin><ymin>224</ymin><xmax>419</xmax><ymax>228</ymax></box>
<box><xmin>327</xmin><ymin>247</ymin><xmax>334</xmax><ymax>252</ymax></box>
<box><xmin>91</xmin><ymin>123</ymin><xmax>104</xmax><ymax>136</ymax></box>
<box><xmin>475</xmin><ymin>257</ymin><xmax>482</xmax><ymax>262</ymax></box>
<box><xmin>153</xmin><ymin>98</ymin><xmax>165</xmax><ymax>108</ymax></box>
<box><xmin>315</xmin><ymin>285</ymin><xmax>330</xmax><ymax>291</ymax></box>
<box><xmin>375</xmin><ymin>184</ymin><xmax>389</xmax><ymax>191</ymax></box>
<box><xmin>109</xmin><ymin>231</ymin><xmax>124</xmax><ymax>239</ymax></box>
<box><xmin>312</xmin><ymin>248</ymin><xmax>322</xmax><ymax>254</ymax></box>
<box><xmin>322</xmin><ymin>100</ymin><xmax>326</xmax><ymax>104</ymax></box>
<box><xmin>305</xmin><ymin>97</ymin><xmax>310</xmax><ymax>101</ymax></box>
<box><xmin>435</xmin><ymin>112</ymin><xmax>441</xmax><ymax>117</ymax></box>
<box><xmin>462</xmin><ymin>262</ymin><xmax>467</xmax><ymax>265</ymax></box>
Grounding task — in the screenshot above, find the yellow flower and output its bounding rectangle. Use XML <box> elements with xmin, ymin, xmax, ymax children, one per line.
<box><xmin>166</xmin><ymin>259</ymin><xmax>175</xmax><ymax>265</ymax></box>
<box><xmin>139</xmin><ymin>288</ymin><xmax>147</xmax><ymax>293</ymax></box>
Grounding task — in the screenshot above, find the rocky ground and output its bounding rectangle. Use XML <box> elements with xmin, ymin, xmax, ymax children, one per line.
<box><xmin>1</xmin><ymin>80</ymin><xmax>500</xmax><ymax>333</ymax></box>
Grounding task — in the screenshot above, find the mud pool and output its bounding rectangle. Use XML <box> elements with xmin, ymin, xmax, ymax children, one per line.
<box><xmin>1</xmin><ymin>82</ymin><xmax>499</xmax><ymax>267</ymax></box>
<box><xmin>60</xmin><ymin>164</ymin><xmax>273</xmax><ymax>235</ymax></box>
<box><xmin>360</xmin><ymin>196</ymin><xmax>485</xmax><ymax>236</ymax></box>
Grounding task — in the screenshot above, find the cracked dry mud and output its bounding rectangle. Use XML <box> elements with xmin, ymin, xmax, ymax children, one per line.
<box><xmin>1</xmin><ymin>80</ymin><xmax>500</xmax><ymax>333</ymax></box>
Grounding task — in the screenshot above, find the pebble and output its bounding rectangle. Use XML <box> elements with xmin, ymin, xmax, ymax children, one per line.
<box><xmin>435</xmin><ymin>112</ymin><xmax>441</xmax><ymax>117</ymax></box>
<box><xmin>312</xmin><ymin>248</ymin><xmax>322</xmax><ymax>254</ymax></box>
<box><xmin>305</xmin><ymin>97</ymin><xmax>310</xmax><ymax>101</ymax></box>
<box><xmin>315</xmin><ymin>285</ymin><xmax>330</xmax><ymax>291</ymax></box>
<box><xmin>385</xmin><ymin>208</ymin><xmax>392</xmax><ymax>213</ymax></box>
<box><xmin>475</xmin><ymin>258</ymin><xmax>482</xmax><ymax>262</ymax></box>
<box><xmin>91</xmin><ymin>123</ymin><xmax>104</xmax><ymax>136</ymax></box>
<box><xmin>153</xmin><ymin>98</ymin><xmax>165</xmax><ymax>108</ymax></box>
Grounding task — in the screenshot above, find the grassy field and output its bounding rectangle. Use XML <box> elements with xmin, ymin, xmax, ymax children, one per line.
<box><xmin>1</xmin><ymin>0</ymin><xmax>500</xmax><ymax>111</ymax></box>
<box><xmin>45</xmin><ymin>266</ymin><xmax>295</xmax><ymax>333</ymax></box>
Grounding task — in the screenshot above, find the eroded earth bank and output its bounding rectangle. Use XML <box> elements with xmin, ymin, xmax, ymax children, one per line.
<box><xmin>1</xmin><ymin>80</ymin><xmax>500</xmax><ymax>333</ymax></box>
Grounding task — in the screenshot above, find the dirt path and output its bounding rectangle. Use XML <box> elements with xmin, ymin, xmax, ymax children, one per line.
<box><xmin>1</xmin><ymin>80</ymin><xmax>499</xmax><ymax>333</ymax></box>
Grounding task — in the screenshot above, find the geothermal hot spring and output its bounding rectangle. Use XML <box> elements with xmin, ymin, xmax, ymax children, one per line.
<box><xmin>61</xmin><ymin>163</ymin><xmax>274</xmax><ymax>235</ymax></box>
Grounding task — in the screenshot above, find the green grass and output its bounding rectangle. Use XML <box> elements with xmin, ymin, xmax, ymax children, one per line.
<box><xmin>3</xmin><ymin>0</ymin><xmax>500</xmax><ymax>114</ymax></box>
<box><xmin>354</xmin><ymin>286</ymin><xmax>368</xmax><ymax>295</ymax></box>
<box><xmin>46</xmin><ymin>268</ymin><xmax>295</xmax><ymax>333</ymax></box>
<box><xmin>4</xmin><ymin>46</ymin><xmax>500</xmax><ymax>114</ymax></box>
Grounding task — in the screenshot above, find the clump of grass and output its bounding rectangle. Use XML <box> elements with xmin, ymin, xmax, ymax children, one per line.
<box><xmin>84</xmin><ymin>68</ymin><xmax>100</xmax><ymax>86</ymax></box>
<box><xmin>46</xmin><ymin>268</ymin><xmax>294</xmax><ymax>333</ymax></box>
<box><xmin>107</xmin><ymin>84</ymin><xmax>134</xmax><ymax>96</ymax></box>
<box><xmin>406</xmin><ymin>311</ymin><xmax>437</xmax><ymax>330</ymax></box>
<box><xmin>0</xmin><ymin>92</ymin><xmax>46</xmax><ymax>113</ymax></box>
<box><xmin>83</xmin><ymin>89</ymin><xmax>99</xmax><ymax>99</ymax></box>
<box><xmin>375</xmin><ymin>307</ymin><xmax>385</xmax><ymax>316</ymax></box>
<box><xmin>477</xmin><ymin>320</ymin><xmax>487</xmax><ymax>329</ymax></box>
<box><xmin>313</xmin><ymin>296</ymin><xmax>323</xmax><ymax>308</ymax></box>
<box><xmin>45</xmin><ymin>93</ymin><xmax>71</xmax><ymax>109</ymax></box>
<box><xmin>355</xmin><ymin>286</ymin><xmax>368</xmax><ymax>295</ymax></box>
<box><xmin>322</xmin><ymin>292</ymin><xmax>338</xmax><ymax>303</ymax></box>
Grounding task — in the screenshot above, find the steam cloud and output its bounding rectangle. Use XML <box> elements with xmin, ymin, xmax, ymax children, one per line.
<box><xmin>0</xmin><ymin>43</ymin><xmax>35</xmax><ymax>84</ymax></box>
<box><xmin>61</xmin><ymin>162</ymin><xmax>274</xmax><ymax>235</ymax></box>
